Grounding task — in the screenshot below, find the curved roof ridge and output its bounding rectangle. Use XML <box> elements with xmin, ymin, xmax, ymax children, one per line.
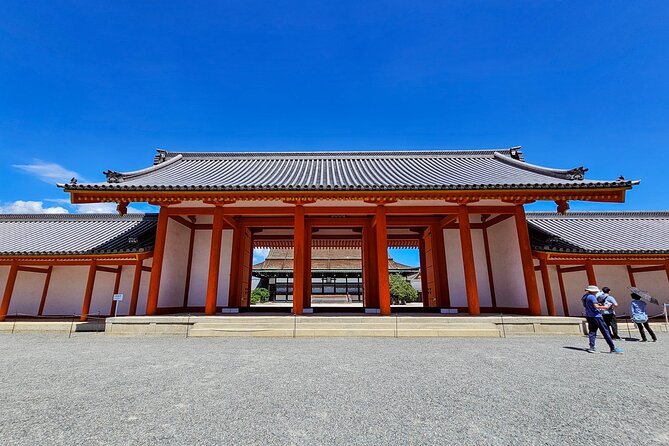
<box><xmin>493</xmin><ymin>151</ymin><xmax>589</xmax><ymax>181</ymax></box>
<box><xmin>0</xmin><ymin>213</ymin><xmax>157</xmax><ymax>221</ymax></box>
<box><xmin>526</xmin><ymin>211</ymin><xmax>669</xmax><ymax>219</ymax></box>
<box><xmin>160</xmin><ymin>147</ymin><xmax>521</xmax><ymax>159</ymax></box>
<box><xmin>102</xmin><ymin>154</ymin><xmax>183</xmax><ymax>183</ymax></box>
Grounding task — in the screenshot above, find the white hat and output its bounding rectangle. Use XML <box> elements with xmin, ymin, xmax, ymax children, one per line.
<box><xmin>585</xmin><ymin>285</ymin><xmax>600</xmax><ymax>293</ymax></box>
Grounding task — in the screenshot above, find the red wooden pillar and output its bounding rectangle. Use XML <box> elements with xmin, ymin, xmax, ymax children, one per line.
<box><xmin>80</xmin><ymin>261</ymin><xmax>97</xmax><ymax>321</ymax></box>
<box><xmin>362</xmin><ymin>222</ymin><xmax>378</xmax><ymax>309</ymax></box>
<box><xmin>481</xmin><ymin>224</ymin><xmax>497</xmax><ymax>308</ymax></box>
<box><xmin>626</xmin><ymin>265</ymin><xmax>637</xmax><ymax>287</ymax></box>
<box><xmin>458</xmin><ymin>205</ymin><xmax>480</xmax><ymax>315</ymax></box>
<box><xmin>375</xmin><ymin>205</ymin><xmax>391</xmax><ymax>316</ymax></box>
<box><xmin>205</xmin><ymin>206</ymin><xmax>225</xmax><ymax>315</ymax></box>
<box><xmin>0</xmin><ymin>262</ymin><xmax>19</xmax><ymax>321</ymax></box>
<box><xmin>37</xmin><ymin>265</ymin><xmax>53</xmax><ymax>316</ymax></box>
<box><xmin>227</xmin><ymin>223</ymin><xmax>243</xmax><ymax>308</ymax></box>
<box><xmin>129</xmin><ymin>258</ymin><xmax>143</xmax><ymax>316</ymax></box>
<box><xmin>292</xmin><ymin>204</ymin><xmax>306</xmax><ymax>315</ymax></box>
<box><xmin>431</xmin><ymin>222</ymin><xmax>450</xmax><ymax>308</ymax></box>
<box><xmin>556</xmin><ymin>265</ymin><xmax>570</xmax><ymax>317</ymax></box>
<box><xmin>418</xmin><ymin>236</ymin><xmax>429</xmax><ymax>307</ymax></box>
<box><xmin>539</xmin><ymin>258</ymin><xmax>556</xmax><ymax>316</ymax></box>
<box><xmin>182</xmin><ymin>226</ymin><xmax>196</xmax><ymax>308</ymax></box>
<box><xmin>146</xmin><ymin>206</ymin><xmax>169</xmax><ymax>315</ymax></box>
<box><xmin>585</xmin><ymin>261</ymin><xmax>597</xmax><ymax>286</ymax></box>
<box><xmin>514</xmin><ymin>205</ymin><xmax>541</xmax><ymax>316</ymax></box>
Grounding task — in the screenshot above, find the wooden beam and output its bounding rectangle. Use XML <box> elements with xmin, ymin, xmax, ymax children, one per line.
<box><xmin>129</xmin><ymin>259</ymin><xmax>143</xmax><ymax>316</ymax></box>
<box><xmin>16</xmin><ymin>266</ymin><xmax>50</xmax><ymax>274</ymax></box>
<box><xmin>627</xmin><ymin>265</ymin><xmax>637</xmax><ymax>287</ymax></box>
<box><xmin>628</xmin><ymin>265</ymin><xmax>666</xmax><ymax>274</ymax></box>
<box><xmin>170</xmin><ymin>215</ymin><xmax>194</xmax><ymax>229</ymax></box>
<box><xmin>182</xmin><ymin>227</ymin><xmax>196</xmax><ymax>308</ymax></box>
<box><xmin>96</xmin><ymin>265</ymin><xmax>121</xmax><ymax>274</ymax></box>
<box><xmin>205</xmin><ymin>206</ymin><xmax>225</xmax><ymax>315</ymax></box>
<box><xmin>539</xmin><ymin>259</ymin><xmax>556</xmax><ymax>316</ymax></box>
<box><xmin>558</xmin><ymin>265</ymin><xmax>587</xmax><ymax>273</ymax></box>
<box><xmin>482</xmin><ymin>225</ymin><xmax>497</xmax><ymax>308</ymax></box>
<box><xmin>483</xmin><ymin>214</ymin><xmax>513</xmax><ymax>228</ymax></box>
<box><xmin>439</xmin><ymin>216</ymin><xmax>457</xmax><ymax>228</ymax></box>
<box><xmin>585</xmin><ymin>261</ymin><xmax>597</xmax><ymax>286</ymax></box>
<box><xmin>0</xmin><ymin>263</ymin><xmax>19</xmax><ymax>321</ymax></box>
<box><xmin>37</xmin><ymin>266</ymin><xmax>53</xmax><ymax>316</ymax></box>
<box><xmin>375</xmin><ymin>205</ymin><xmax>391</xmax><ymax>316</ymax></box>
<box><xmin>146</xmin><ymin>206</ymin><xmax>169</xmax><ymax>315</ymax></box>
<box><xmin>556</xmin><ymin>265</ymin><xmax>570</xmax><ymax>317</ymax></box>
<box><xmin>514</xmin><ymin>206</ymin><xmax>541</xmax><ymax>316</ymax></box>
<box><xmin>80</xmin><ymin>261</ymin><xmax>97</xmax><ymax>322</ymax></box>
<box><xmin>458</xmin><ymin>205</ymin><xmax>480</xmax><ymax>315</ymax></box>
<box><xmin>109</xmin><ymin>266</ymin><xmax>123</xmax><ymax>317</ymax></box>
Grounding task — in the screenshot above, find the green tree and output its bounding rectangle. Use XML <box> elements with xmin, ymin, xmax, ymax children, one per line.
<box><xmin>389</xmin><ymin>274</ymin><xmax>418</xmax><ymax>305</ymax></box>
<box><xmin>251</xmin><ymin>287</ymin><xmax>270</xmax><ymax>304</ymax></box>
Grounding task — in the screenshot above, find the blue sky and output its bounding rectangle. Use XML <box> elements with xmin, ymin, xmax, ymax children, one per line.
<box><xmin>1</xmin><ymin>1</ymin><xmax>668</xmax><ymax>266</ymax></box>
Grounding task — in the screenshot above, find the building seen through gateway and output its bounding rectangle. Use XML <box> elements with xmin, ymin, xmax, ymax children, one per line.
<box><xmin>2</xmin><ymin>147</ymin><xmax>668</xmax><ymax>322</ymax></box>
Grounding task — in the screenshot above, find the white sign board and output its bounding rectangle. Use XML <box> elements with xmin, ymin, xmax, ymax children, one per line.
<box><xmin>113</xmin><ymin>293</ymin><xmax>124</xmax><ymax>302</ymax></box>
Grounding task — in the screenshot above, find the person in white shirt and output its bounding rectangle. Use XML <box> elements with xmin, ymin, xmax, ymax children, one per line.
<box><xmin>596</xmin><ymin>287</ymin><xmax>620</xmax><ymax>340</ymax></box>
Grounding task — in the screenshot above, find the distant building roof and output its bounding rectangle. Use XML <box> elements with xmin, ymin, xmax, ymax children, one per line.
<box><xmin>61</xmin><ymin>148</ymin><xmax>633</xmax><ymax>192</ymax></box>
<box><xmin>254</xmin><ymin>248</ymin><xmax>417</xmax><ymax>272</ymax></box>
<box><xmin>527</xmin><ymin>212</ymin><xmax>669</xmax><ymax>254</ymax></box>
<box><xmin>0</xmin><ymin>214</ymin><xmax>157</xmax><ymax>256</ymax></box>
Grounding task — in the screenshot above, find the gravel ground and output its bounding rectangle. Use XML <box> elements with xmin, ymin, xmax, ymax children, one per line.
<box><xmin>0</xmin><ymin>333</ymin><xmax>667</xmax><ymax>445</ymax></box>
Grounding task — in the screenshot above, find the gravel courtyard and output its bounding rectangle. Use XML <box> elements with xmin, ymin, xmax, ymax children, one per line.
<box><xmin>0</xmin><ymin>333</ymin><xmax>667</xmax><ymax>445</ymax></box>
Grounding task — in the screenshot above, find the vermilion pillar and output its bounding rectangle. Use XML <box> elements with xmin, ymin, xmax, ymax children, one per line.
<box><xmin>80</xmin><ymin>261</ymin><xmax>97</xmax><ymax>321</ymax></box>
<box><xmin>539</xmin><ymin>258</ymin><xmax>556</xmax><ymax>316</ymax></box>
<box><xmin>146</xmin><ymin>206</ymin><xmax>169</xmax><ymax>315</ymax></box>
<box><xmin>0</xmin><ymin>262</ymin><xmax>19</xmax><ymax>322</ymax></box>
<box><xmin>292</xmin><ymin>204</ymin><xmax>306</xmax><ymax>315</ymax></box>
<box><xmin>362</xmin><ymin>222</ymin><xmax>378</xmax><ymax>309</ymax></box>
<box><xmin>205</xmin><ymin>206</ymin><xmax>225</xmax><ymax>315</ymax></box>
<box><xmin>375</xmin><ymin>205</ymin><xmax>391</xmax><ymax>316</ymax></box>
<box><xmin>37</xmin><ymin>266</ymin><xmax>53</xmax><ymax>316</ymax></box>
<box><xmin>556</xmin><ymin>265</ymin><xmax>570</xmax><ymax>317</ymax></box>
<box><xmin>514</xmin><ymin>205</ymin><xmax>541</xmax><ymax>316</ymax></box>
<box><xmin>129</xmin><ymin>258</ymin><xmax>143</xmax><ymax>316</ymax></box>
<box><xmin>458</xmin><ymin>205</ymin><xmax>480</xmax><ymax>315</ymax></box>
<box><xmin>418</xmin><ymin>237</ymin><xmax>429</xmax><ymax>307</ymax></box>
<box><xmin>303</xmin><ymin>222</ymin><xmax>312</xmax><ymax>309</ymax></box>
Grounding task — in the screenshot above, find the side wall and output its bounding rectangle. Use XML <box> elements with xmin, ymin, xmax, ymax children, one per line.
<box><xmin>486</xmin><ymin>217</ymin><xmax>528</xmax><ymax>309</ymax></box>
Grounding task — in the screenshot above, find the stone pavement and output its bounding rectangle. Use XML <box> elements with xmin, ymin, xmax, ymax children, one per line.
<box><xmin>0</xmin><ymin>333</ymin><xmax>667</xmax><ymax>445</ymax></box>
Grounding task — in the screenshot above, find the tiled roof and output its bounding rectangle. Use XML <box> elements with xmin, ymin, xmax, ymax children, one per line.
<box><xmin>0</xmin><ymin>214</ymin><xmax>157</xmax><ymax>256</ymax></box>
<box><xmin>527</xmin><ymin>212</ymin><xmax>669</xmax><ymax>254</ymax></box>
<box><xmin>61</xmin><ymin>148</ymin><xmax>634</xmax><ymax>192</ymax></box>
<box><xmin>254</xmin><ymin>248</ymin><xmax>417</xmax><ymax>271</ymax></box>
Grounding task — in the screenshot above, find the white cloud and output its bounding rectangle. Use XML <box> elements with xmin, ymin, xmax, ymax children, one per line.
<box><xmin>13</xmin><ymin>160</ymin><xmax>85</xmax><ymax>184</ymax></box>
<box><xmin>73</xmin><ymin>203</ymin><xmax>143</xmax><ymax>214</ymax></box>
<box><xmin>253</xmin><ymin>247</ymin><xmax>270</xmax><ymax>264</ymax></box>
<box><xmin>0</xmin><ymin>200</ymin><xmax>69</xmax><ymax>214</ymax></box>
<box><xmin>0</xmin><ymin>200</ymin><xmax>143</xmax><ymax>215</ymax></box>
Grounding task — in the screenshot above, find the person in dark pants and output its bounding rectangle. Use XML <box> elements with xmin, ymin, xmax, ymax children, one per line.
<box><xmin>597</xmin><ymin>287</ymin><xmax>620</xmax><ymax>340</ymax></box>
<box><xmin>582</xmin><ymin>285</ymin><xmax>624</xmax><ymax>354</ymax></box>
<box><xmin>630</xmin><ymin>293</ymin><xmax>657</xmax><ymax>342</ymax></box>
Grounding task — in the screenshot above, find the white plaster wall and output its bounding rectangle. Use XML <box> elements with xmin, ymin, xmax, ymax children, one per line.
<box><xmin>187</xmin><ymin>229</ymin><xmax>234</xmax><ymax>307</ymax></box>
<box><xmin>443</xmin><ymin>229</ymin><xmax>466</xmax><ymax>307</ymax></box>
<box><xmin>134</xmin><ymin>259</ymin><xmax>152</xmax><ymax>316</ymax></box>
<box><xmin>158</xmin><ymin>219</ymin><xmax>192</xmax><ymax>308</ymax></box>
<box><xmin>8</xmin><ymin>271</ymin><xmax>45</xmax><ymax>316</ymax></box>
<box><xmin>559</xmin><ymin>270</ymin><xmax>589</xmax><ymax>317</ymax></box>
<box><xmin>535</xmin><ymin>266</ymin><xmax>566</xmax><ymax>316</ymax></box>
<box><xmin>471</xmin><ymin>230</ymin><xmax>492</xmax><ymax>308</ymax></box>
<box><xmin>486</xmin><ymin>217</ymin><xmax>527</xmax><ymax>308</ymax></box>
<box><xmin>43</xmin><ymin>266</ymin><xmax>89</xmax><ymax>316</ymax></box>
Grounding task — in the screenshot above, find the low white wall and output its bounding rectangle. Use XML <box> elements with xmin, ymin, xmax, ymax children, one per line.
<box><xmin>43</xmin><ymin>266</ymin><xmax>89</xmax><ymax>316</ymax></box>
<box><xmin>442</xmin><ymin>227</ymin><xmax>492</xmax><ymax>309</ymax></box>
<box><xmin>186</xmin><ymin>228</ymin><xmax>234</xmax><ymax>307</ymax></box>
<box><xmin>158</xmin><ymin>219</ymin><xmax>192</xmax><ymax>308</ymax></box>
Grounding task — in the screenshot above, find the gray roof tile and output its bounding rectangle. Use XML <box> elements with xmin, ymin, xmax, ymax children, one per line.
<box><xmin>62</xmin><ymin>148</ymin><xmax>633</xmax><ymax>192</ymax></box>
<box><xmin>527</xmin><ymin>212</ymin><xmax>669</xmax><ymax>254</ymax></box>
<box><xmin>0</xmin><ymin>214</ymin><xmax>157</xmax><ymax>256</ymax></box>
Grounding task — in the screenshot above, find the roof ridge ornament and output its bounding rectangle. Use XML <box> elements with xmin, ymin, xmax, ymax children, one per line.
<box><xmin>154</xmin><ymin>149</ymin><xmax>168</xmax><ymax>165</ymax></box>
<box><xmin>104</xmin><ymin>170</ymin><xmax>124</xmax><ymax>183</ymax></box>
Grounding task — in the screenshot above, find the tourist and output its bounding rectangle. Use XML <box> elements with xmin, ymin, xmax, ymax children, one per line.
<box><xmin>630</xmin><ymin>293</ymin><xmax>657</xmax><ymax>342</ymax></box>
<box><xmin>597</xmin><ymin>287</ymin><xmax>620</xmax><ymax>340</ymax></box>
<box><xmin>582</xmin><ymin>285</ymin><xmax>624</xmax><ymax>354</ymax></box>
